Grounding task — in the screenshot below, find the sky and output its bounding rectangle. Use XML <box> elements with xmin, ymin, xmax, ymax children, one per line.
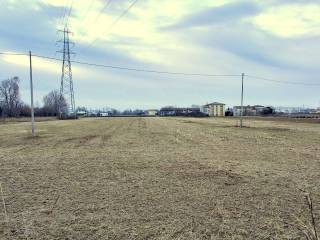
<box><xmin>0</xmin><ymin>0</ymin><xmax>320</xmax><ymax>110</ymax></box>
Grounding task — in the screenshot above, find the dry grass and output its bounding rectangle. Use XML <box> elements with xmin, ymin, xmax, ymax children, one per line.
<box><xmin>0</xmin><ymin>117</ymin><xmax>56</xmax><ymax>125</ymax></box>
<box><xmin>0</xmin><ymin>117</ymin><xmax>320</xmax><ymax>239</ymax></box>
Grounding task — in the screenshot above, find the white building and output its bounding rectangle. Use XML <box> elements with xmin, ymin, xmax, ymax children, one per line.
<box><xmin>145</xmin><ymin>109</ymin><xmax>158</xmax><ymax>116</ymax></box>
<box><xmin>201</xmin><ymin>102</ymin><xmax>226</xmax><ymax>117</ymax></box>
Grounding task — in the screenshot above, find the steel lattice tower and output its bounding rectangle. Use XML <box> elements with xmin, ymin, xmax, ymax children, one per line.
<box><xmin>57</xmin><ymin>27</ymin><xmax>76</xmax><ymax>118</ymax></box>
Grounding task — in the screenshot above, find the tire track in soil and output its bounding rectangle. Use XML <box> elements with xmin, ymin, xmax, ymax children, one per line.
<box><xmin>100</xmin><ymin>119</ymin><xmax>131</xmax><ymax>145</ymax></box>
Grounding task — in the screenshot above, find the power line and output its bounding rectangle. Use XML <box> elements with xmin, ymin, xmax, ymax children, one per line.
<box><xmin>91</xmin><ymin>0</ymin><xmax>113</xmax><ymax>25</ymax></box>
<box><xmin>0</xmin><ymin>51</ymin><xmax>240</xmax><ymax>77</ymax></box>
<box><xmin>65</xmin><ymin>0</ymin><xmax>75</xmax><ymax>26</ymax></box>
<box><xmin>108</xmin><ymin>0</ymin><xmax>139</xmax><ymax>29</ymax></box>
<box><xmin>59</xmin><ymin>0</ymin><xmax>74</xmax><ymax>27</ymax></box>
<box><xmin>85</xmin><ymin>0</ymin><xmax>139</xmax><ymax>49</ymax></box>
<box><xmin>33</xmin><ymin>53</ymin><xmax>240</xmax><ymax>77</ymax></box>
<box><xmin>0</xmin><ymin>51</ymin><xmax>319</xmax><ymax>86</ymax></box>
<box><xmin>55</xmin><ymin>0</ymin><xmax>73</xmax><ymax>59</ymax></box>
<box><xmin>60</xmin><ymin>0</ymin><xmax>71</xmax><ymax>27</ymax></box>
<box><xmin>79</xmin><ymin>0</ymin><xmax>97</xmax><ymax>25</ymax></box>
<box><xmin>0</xmin><ymin>52</ymin><xmax>28</xmax><ymax>57</ymax></box>
<box><xmin>246</xmin><ymin>75</ymin><xmax>320</xmax><ymax>86</ymax></box>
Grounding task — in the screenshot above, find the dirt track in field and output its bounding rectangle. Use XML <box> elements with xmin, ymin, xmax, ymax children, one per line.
<box><xmin>0</xmin><ymin>117</ymin><xmax>320</xmax><ymax>239</ymax></box>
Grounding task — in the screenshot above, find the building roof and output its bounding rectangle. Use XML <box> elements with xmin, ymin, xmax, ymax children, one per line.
<box><xmin>160</xmin><ymin>107</ymin><xmax>200</xmax><ymax>111</ymax></box>
<box><xmin>233</xmin><ymin>105</ymin><xmax>253</xmax><ymax>109</ymax></box>
<box><xmin>233</xmin><ymin>105</ymin><xmax>266</xmax><ymax>109</ymax></box>
<box><xmin>204</xmin><ymin>102</ymin><xmax>225</xmax><ymax>107</ymax></box>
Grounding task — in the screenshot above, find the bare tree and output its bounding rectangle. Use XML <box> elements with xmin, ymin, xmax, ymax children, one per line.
<box><xmin>42</xmin><ymin>90</ymin><xmax>67</xmax><ymax>116</ymax></box>
<box><xmin>0</xmin><ymin>77</ymin><xmax>22</xmax><ymax>117</ymax></box>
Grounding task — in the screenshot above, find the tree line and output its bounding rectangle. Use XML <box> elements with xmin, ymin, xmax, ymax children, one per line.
<box><xmin>0</xmin><ymin>77</ymin><xmax>66</xmax><ymax>118</ymax></box>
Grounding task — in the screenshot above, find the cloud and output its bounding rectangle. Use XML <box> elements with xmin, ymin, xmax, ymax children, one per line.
<box><xmin>41</xmin><ymin>0</ymin><xmax>67</xmax><ymax>8</ymax></box>
<box><xmin>1</xmin><ymin>0</ymin><xmax>320</xmax><ymax>108</ymax></box>
<box><xmin>159</xmin><ymin>1</ymin><xmax>320</xmax><ymax>72</ymax></box>
<box><xmin>200</xmin><ymin>25</ymin><xmax>313</xmax><ymax>71</ymax></box>
<box><xmin>251</xmin><ymin>3</ymin><xmax>320</xmax><ymax>38</ymax></box>
<box><xmin>0</xmin><ymin>1</ymin><xmax>60</xmax><ymax>56</ymax></box>
<box><xmin>165</xmin><ymin>2</ymin><xmax>260</xmax><ymax>29</ymax></box>
<box><xmin>0</xmin><ymin>53</ymin><xmax>87</xmax><ymax>77</ymax></box>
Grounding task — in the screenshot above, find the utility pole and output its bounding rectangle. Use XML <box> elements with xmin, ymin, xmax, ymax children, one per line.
<box><xmin>240</xmin><ymin>73</ymin><xmax>245</xmax><ymax>128</ymax></box>
<box><xmin>57</xmin><ymin>26</ymin><xmax>76</xmax><ymax>119</ymax></box>
<box><xmin>29</xmin><ymin>51</ymin><xmax>35</xmax><ymax>136</ymax></box>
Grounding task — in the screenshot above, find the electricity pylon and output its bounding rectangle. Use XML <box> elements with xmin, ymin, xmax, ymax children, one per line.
<box><xmin>57</xmin><ymin>26</ymin><xmax>76</xmax><ymax>119</ymax></box>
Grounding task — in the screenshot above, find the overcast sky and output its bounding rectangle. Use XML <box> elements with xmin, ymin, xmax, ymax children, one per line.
<box><xmin>0</xmin><ymin>0</ymin><xmax>319</xmax><ymax>109</ymax></box>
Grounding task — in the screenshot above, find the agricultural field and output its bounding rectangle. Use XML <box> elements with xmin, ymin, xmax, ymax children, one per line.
<box><xmin>0</xmin><ymin>117</ymin><xmax>320</xmax><ymax>239</ymax></box>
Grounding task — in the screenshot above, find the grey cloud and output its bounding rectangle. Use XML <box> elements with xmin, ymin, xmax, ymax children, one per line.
<box><xmin>0</xmin><ymin>3</ymin><xmax>63</xmax><ymax>55</ymax></box>
<box><xmin>165</xmin><ymin>2</ymin><xmax>260</xmax><ymax>30</ymax></box>
<box><xmin>1</xmin><ymin>0</ymin><xmax>320</xmax><ymax>108</ymax></box>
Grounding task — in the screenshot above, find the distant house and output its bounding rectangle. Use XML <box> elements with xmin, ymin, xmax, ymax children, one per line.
<box><xmin>77</xmin><ymin>111</ymin><xmax>87</xmax><ymax>117</ymax></box>
<box><xmin>253</xmin><ymin>105</ymin><xmax>265</xmax><ymax>114</ymax></box>
<box><xmin>145</xmin><ymin>109</ymin><xmax>158</xmax><ymax>116</ymax></box>
<box><xmin>99</xmin><ymin>112</ymin><xmax>109</xmax><ymax>117</ymax></box>
<box><xmin>201</xmin><ymin>102</ymin><xmax>226</xmax><ymax>117</ymax></box>
<box><xmin>159</xmin><ymin>107</ymin><xmax>176</xmax><ymax>116</ymax></box>
<box><xmin>233</xmin><ymin>106</ymin><xmax>256</xmax><ymax>116</ymax></box>
<box><xmin>87</xmin><ymin>111</ymin><xmax>98</xmax><ymax>117</ymax></box>
<box><xmin>233</xmin><ymin>105</ymin><xmax>274</xmax><ymax>116</ymax></box>
<box><xmin>159</xmin><ymin>107</ymin><xmax>203</xmax><ymax>117</ymax></box>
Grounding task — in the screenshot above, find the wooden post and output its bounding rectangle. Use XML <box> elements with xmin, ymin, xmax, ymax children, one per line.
<box><xmin>29</xmin><ymin>51</ymin><xmax>35</xmax><ymax>136</ymax></box>
<box><xmin>240</xmin><ymin>73</ymin><xmax>244</xmax><ymax>128</ymax></box>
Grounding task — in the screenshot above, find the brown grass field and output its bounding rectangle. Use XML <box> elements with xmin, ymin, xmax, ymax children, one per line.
<box><xmin>0</xmin><ymin>117</ymin><xmax>320</xmax><ymax>239</ymax></box>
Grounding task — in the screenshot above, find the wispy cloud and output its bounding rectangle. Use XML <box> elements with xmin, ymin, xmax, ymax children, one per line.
<box><xmin>251</xmin><ymin>3</ymin><xmax>320</xmax><ymax>38</ymax></box>
<box><xmin>164</xmin><ymin>2</ymin><xmax>260</xmax><ymax>29</ymax></box>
